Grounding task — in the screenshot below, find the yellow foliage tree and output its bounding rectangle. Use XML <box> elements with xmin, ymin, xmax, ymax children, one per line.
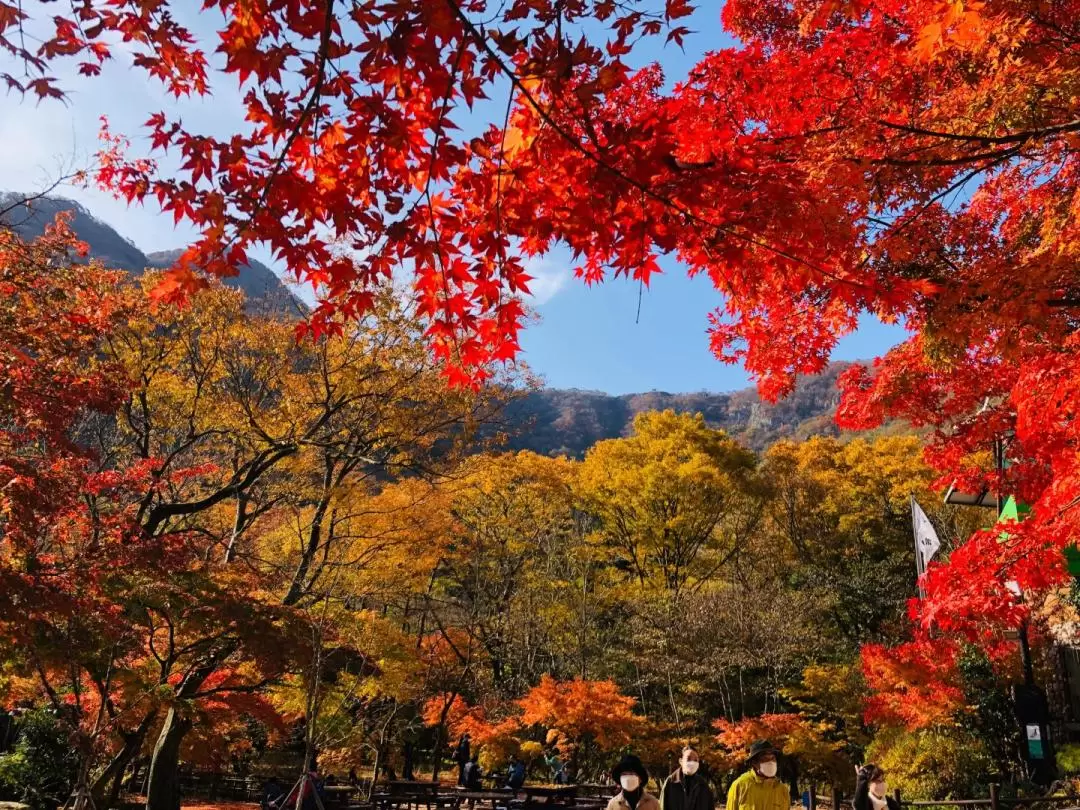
<box><xmin>577</xmin><ymin>410</ymin><xmax>766</xmax><ymax>597</ymax></box>
<box><xmin>762</xmin><ymin>435</ymin><xmax>982</xmax><ymax>648</ymax></box>
<box><xmin>85</xmin><ymin>278</ymin><xmax>508</xmax><ymax>799</ymax></box>
<box><xmin>781</xmin><ymin>663</ymin><xmax>870</xmax><ymax>754</ymax></box>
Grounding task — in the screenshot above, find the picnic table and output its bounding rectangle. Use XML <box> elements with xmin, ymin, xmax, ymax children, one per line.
<box><xmin>522</xmin><ymin>787</ymin><xmax>576</xmax><ymax>799</ymax></box>
<box><xmin>571</xmin><ymin>798</ymin><xmax>609</xmax><ymax>810</ymax></box>
<box><xmin>575</xmin><ymin>787</ymin><xmax>616</xmax><ymax>801</ymax></box>
<box><xmin>321</xmin><ymin>785</ymin><xmax>362</xmax><ymax>809</ymax></box>
<box><xmin>374</xmin><ymin>781</ymin><xmax>457</xmax><ymax>810</ymax></box>
<box><xmin>518</xmin><ymin>786</ymin><xmax>578</xmax><ymax>809</ymax></box>
<box><xmin>367</xmin><ymin>780</ymin><xmax>608</xmax><ymax>810</ymax></box>
<box><xmin>454</xmin><ymin>790</ymin><xmax>515</xmax><ymax>810</ymax></box>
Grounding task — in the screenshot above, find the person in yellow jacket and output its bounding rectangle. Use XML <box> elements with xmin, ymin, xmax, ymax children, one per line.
<box><xmin>725</xmin><ymin>741</ymin><xmax>789</xmax><ymax>810</ymax></box>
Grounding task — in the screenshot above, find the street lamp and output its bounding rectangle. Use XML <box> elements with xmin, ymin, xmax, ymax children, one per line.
<box><xmin>944</xmin><ymin>400</ymin><xmax>1002</xmax><ymax>510</ymax></box>
<box><xmin>1005</xmin><ymin>580</ymin><xmax>1037</xmax><ymax>689</ymax></box>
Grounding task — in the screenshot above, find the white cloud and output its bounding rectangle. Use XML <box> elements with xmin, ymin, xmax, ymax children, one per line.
<box><xmin>522</xmin><ymin>255</ymin><xmax>571</xmax><ymax>305</ymax></box>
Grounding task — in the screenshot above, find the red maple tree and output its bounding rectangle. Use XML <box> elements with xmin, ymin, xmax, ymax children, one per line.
<box><xmin>0</xmin><ymin>217</ymin><xmax>162</xmax><ymax>787</ymax></box>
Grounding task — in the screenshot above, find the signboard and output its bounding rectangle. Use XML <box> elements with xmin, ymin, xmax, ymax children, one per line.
<box><xmin>995</xmin><ymin>496</ymin><xmax>1080</xmax><ymax>577</ymax></box>
<box><xmin>1013</xmin><ymin>684</ymin><xmax>1055</xmax><ymax>784</ymax></box>
<box><xmin>1066</xmin><ymin>545</ymin><xmax>1080</xmax><ymax>577</ymax></box>
<box><xmin>1026</xmin><ymin>724</ymin><xmax>1044</xmax><ymax>759</ymax></box>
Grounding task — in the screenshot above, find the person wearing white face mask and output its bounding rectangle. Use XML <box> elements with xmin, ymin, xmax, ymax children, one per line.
<box><xmin>661</xmin><ymin>746</ymin><xmax>715</xmax><ymax>810</ymax></box>
<box><xmin>606</xmin><ymin>754</ymin><xmax>660</xmax><ymax>810</ymax></box>
<box><xmin>725</xmin><ymin>741</ymin><xmax>789</xmax><ymax>810</ymax></box>
<box><xmin>853</xmin><ymin>765</ymin><xmax>899</xmax><ymax>810</ymax></box>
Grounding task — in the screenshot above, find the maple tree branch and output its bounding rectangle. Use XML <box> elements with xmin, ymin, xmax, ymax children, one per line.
<box><xmin>423</xmin><ymin>40</ymin><xmax>466</xmax><ymax>200</ymax></box>
<box><xmin>443</xmin><ymin>0</ymin><xmax>875</xmax><ymax>294</ymax></box>
<box><xmin>856</xmin><ymin>154</ymin><xmax>1014</xmax><ymax>273</ymax></box>
<box><xmin>142</xmin><ymin>443</ymin><xmax>297</xmax><ymax>535</ymax></box>
<box><xmin>249</xmin><ymin>0</ymin><xmax>335</xmax><ymax>227</ymax></box>
<box><xmin>877</xmin><ymin>118</ymin><xmax>1080</xmax><ymax>146</ymax></box>
<box><xmin>765</xmin><ymin>125</ymin><xmax>846</xmax><ymax>144</ymax></box>
<box><xmin>192</xmin><ymin>677</ymin><xmax>278</xmax><ymax>698</ymax></box>
<box><xmin>0</xmin><ymin>170</ymin><xmax>85</xmax><ymax>223</ymax></box>
<box><xmin>868</xmin><ymin>144</ymin><xmax>1022</xmax><ymax>168</ymax></box>
<box><xmin>30</xmin><ymin>653</ymin><xmax>66</xmax><ymax>716</ymax></box>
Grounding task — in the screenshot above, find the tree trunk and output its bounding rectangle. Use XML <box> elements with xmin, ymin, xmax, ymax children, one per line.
<box><xmin>145</xmin><ymin>708</ymin><xmax>193</xmax><ymax>810</ymax></box>
<box><xmin>143</xmin><ymin>648</ymin><xmax>234</xmax><ymax>810</ymax></box>
<box><xmin>431</xmin><ymin>696</ymin><xmax>456</xmax><ymax>785</ymax></box>
<box><xmin>93</xmin><ymin>709</ymin><xmax>158</xmax><ymax>809</ymax></box>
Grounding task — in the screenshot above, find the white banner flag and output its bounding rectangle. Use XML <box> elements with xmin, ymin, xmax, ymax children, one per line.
<box><xmin>912</xmin><ymin>497</ymin><xmax>941</xmax><ymax>573</ymax></box>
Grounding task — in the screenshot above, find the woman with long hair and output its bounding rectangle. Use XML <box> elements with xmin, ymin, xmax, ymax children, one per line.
<box><xmin>853</xmin><ymin>765</ymin><xmax>899</xmax><ymax>810</ymax></box>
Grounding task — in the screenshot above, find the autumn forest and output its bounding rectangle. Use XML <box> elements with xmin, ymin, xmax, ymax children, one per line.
<box><xmin>1</xmin><ymin>0</ymin><xmax>1079</xmax><ymax>809</ymax></box>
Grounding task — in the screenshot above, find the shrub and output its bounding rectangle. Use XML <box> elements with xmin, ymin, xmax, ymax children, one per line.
<box><xmin>0</xmin><ymin>708</ymin><xmax>79</xmax><ymax>810</ymax></box>
<box><xmin>865</xmin><ymin>726</ymin><xmax>994</xmax><ymax>801</ymax></box>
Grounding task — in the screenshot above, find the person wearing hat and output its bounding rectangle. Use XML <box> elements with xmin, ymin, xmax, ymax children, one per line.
<box><xmin>661</xmin><ymin>746</ymin><xmax>715</xmax><ymax>810</ymax></box>
<box><xmin>607</xmin><ymin>754</ymin><xmax>660</xmax><ymax>810</ymax></box>
<box><xmin>725</xmin><ymin>741</ymin><xmax>789</xmax><ymax>810</ymax></box>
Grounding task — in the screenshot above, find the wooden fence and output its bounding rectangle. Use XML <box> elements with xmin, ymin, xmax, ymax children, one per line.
<box><xmin>810</xmin><ymin>785</ymin><xmax>1080</xmax><ymax>810</ymax></box>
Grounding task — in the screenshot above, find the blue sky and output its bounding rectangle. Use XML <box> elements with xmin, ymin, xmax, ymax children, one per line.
<box><xmin>0</xmin><ymin>2</ymin><xmax>905</xmax><ymax>395</ymax></box>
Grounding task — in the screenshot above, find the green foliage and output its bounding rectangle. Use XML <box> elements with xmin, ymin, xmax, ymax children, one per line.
<box><xmin>866</xmin><ymin>726</ymin><xmax>995</xmax><ymax>800</ymax></box>
<box><xmin>762</xmin><ymin>436</ymin><xmax>972</xmax><ymax>651</ymax></box>
<box><xmin>0</xmin><ymin>709</ymin><xmax>79</xmax><ymax>810</ymax></box>
<box><xmin>955</xmin><ymin>647</ymin><xmax>1019</xmax><ymax>782</ymax></box>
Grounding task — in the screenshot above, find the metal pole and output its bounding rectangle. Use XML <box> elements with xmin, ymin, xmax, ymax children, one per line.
<box><xmin>996</xmin><ymin>438</ymin><xmax>1036</xmax><ymax>688</ymax></box>
<box><xmin>912</xmin><ymin>495</ymin><xmax>925</xmax><ymax>600</ymax></box>
<box><xmin>1019</xmin><ymin>621</ymin><xmax>1035</xmax><ymax>686</ymax></box>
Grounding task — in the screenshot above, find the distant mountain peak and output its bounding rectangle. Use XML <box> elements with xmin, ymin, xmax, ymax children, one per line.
<box><xmin>0</xmin><ymin>192</ymin><xmax>306</xmax><ymax>315</ymax></box>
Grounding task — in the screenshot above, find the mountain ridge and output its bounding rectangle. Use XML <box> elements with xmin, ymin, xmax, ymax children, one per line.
<box><xmin>504</xmin><ymin>362</ymin><xmax>860</xmax><ymax>455</ymax></box>
<box><xmin>1</xmin><ymin>192</ymin><xmax>861</xmax><ymax>453</ymax></box>
<box><xmin>0</xmin><ymin>192</ymin><xmax>305</xmax><ymax>315</ymax></box>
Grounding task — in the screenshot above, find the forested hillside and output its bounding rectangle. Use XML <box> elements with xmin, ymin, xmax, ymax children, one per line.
<box><xmin>505</xmin><ymin>364</ymin><xmax>865</xmax><ymax>455</ymax></box>
<box><xmin>1</xmin><ymin>192</ymin><xmax>861</xmax><ymax>454</ymax></box>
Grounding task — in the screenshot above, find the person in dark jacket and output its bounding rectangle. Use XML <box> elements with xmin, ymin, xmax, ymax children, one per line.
<box><xmin>508</xmin><ymin>757</ymin><xmax>527</xmax><ymax>791</ymax></box>
<box><xmin>262</xmin><ymin>777</ymin><xmax>285</xmax><ymax>810</ymax></box>
<box><xmin>403</xmin><ymin>741</ymin><xmax>415</xmax><ymax>781</ymax></box>
<box><xmin>660</xmin><ymin>746</ymin><xmax>715</xmax><ymax>810</ymax></box>
<box><xmin>853</xmin><ymin>765</ymin><xmax>899</xmax><ymax>810</ymax></box>
<box><xmin>454</xmin><ymin>734</ymin><xmax>472</xmax><ymax>786</ymax></box>
<box><xmin>781</xmin><ymin>755</ymin><xmax>800</xmax><ymax>806</ymax></box>
<box><xmin>463</xmin><ymin>754</ymin><xmax>484</xmax><ymax>790</ymax></box>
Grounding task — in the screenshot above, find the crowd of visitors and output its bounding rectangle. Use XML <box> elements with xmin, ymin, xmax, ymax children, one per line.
<box><xmin>260</xmin><ymin>738</ymin><xmax>884</xmax><ymax>810</ymax></box>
